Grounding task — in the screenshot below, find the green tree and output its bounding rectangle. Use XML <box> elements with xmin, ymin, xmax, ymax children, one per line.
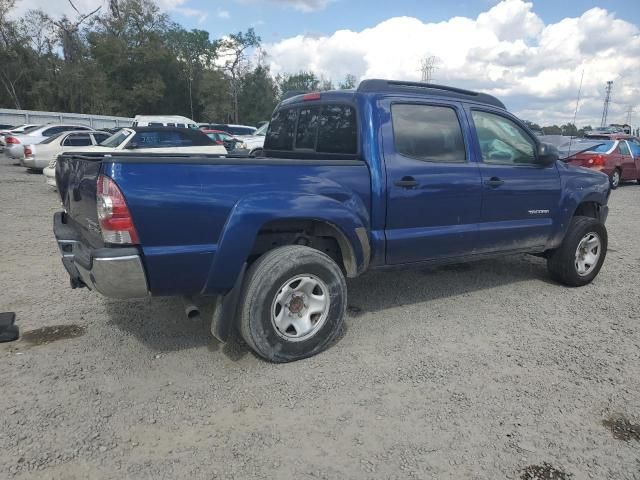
<box><xmin>339</xmin><ymin>74</ymin><xmax>357</xmax><ymax>89</ymax></box>
<box><xmin>216</xmin><ymin>28</ymin><xmax>260</xmax><ymax>123</ymax></box>
<box><xmin>238</xmin><ymin>65</ymin><xmax>278</xmax><ymax>126</ymax></box>
<box><xmin>542</xmin><ymin>125</ymin><xmax>562</xmax><ymax>135</ymax></box>
<box><xmin>277</xmin><ymin>71</ymin><xmax>320</xmax><ymax>96</ymax></box>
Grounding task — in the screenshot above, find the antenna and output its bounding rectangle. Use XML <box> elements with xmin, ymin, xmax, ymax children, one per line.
<box><xmin>419</xmin><ymin>56</ymin><xmax>439</xmax><ymax>83</ymax></box>
<box><xmin>567</xmin><ymin>69</ymin><xmax>584</xmax><ymax>158</ymax></box>
<box><xmin>600</xmin><ymin>81</ymin><xmax>613</xmax><ymax>128</ymax></box>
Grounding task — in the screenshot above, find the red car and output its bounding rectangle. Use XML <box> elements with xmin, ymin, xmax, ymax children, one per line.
<box><xmin>568</xmin><ymin>137</ymin><xmax>640</xmax><ymax>189</ymax></box>
<box><xmin>201</xmin><ymin>129</ymin><xmax>246</xmax><ymax>153</ymax></box>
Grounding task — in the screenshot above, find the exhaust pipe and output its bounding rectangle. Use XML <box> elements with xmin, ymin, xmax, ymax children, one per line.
<box><xmin>183</xmin><ymin>297</ymin><xmax>200</xmax><ymax>321</ymax></box>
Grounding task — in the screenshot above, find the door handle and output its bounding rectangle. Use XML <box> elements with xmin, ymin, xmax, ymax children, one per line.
<box><xmin>394</xmin><ymin>176</ymin><xmax>419</xmax><ymax>188</ymax></box>
<box><xmin>485</xmin><ymin>177</ymin><xmax>504</xmax><ymax>188</ymax></box>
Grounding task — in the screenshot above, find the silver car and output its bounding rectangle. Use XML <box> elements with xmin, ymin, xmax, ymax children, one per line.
<box><xmin>4</xmin><ymin>124</ymin><xmax>93</xmax><ymax>160</ymax></box>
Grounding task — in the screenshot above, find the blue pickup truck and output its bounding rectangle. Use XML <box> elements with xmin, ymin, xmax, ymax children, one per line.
<box><xmin>54</xmin><ymin>79</ymin><xmax>610</xmax><ymax>362</ymax></box>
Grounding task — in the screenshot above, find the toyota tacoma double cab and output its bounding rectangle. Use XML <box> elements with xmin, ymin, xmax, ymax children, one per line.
<box><xmin>53</xmin><ymin>79</ymin><xmax>610</xmax><ymax>362</ymax></box>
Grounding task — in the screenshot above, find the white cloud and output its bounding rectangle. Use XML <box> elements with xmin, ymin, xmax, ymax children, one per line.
<box><xmin>217</xmin><ymin>10</ymin><xmax>231</xmax><ymax>19</ymax></box>
<box><xmin>264</xmin><ymin>0</ymin><xmax>640</xmax><ymax>127</ymax></box>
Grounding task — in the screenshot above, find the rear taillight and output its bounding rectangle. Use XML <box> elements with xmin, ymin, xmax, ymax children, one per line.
<box><xmin>6</xmin><ymin>136</ymin><xmax>20</xmax><ymax>144</ymax></box>
<box><xmin>96</xmin><ymin>174</ymin><xmax>139</xmax><ymax>244</ymax></box>
<box><xmin>586</xmin><ymin>155</ymin><xmax>605</xmax><ymax>167</ymax></box>
<box><xmin>24</xmin><ymin>147</ymin><xmax>33</xmax><ymax>158</ymax></box>
<box><xmin>303</xmin><ymin>92</ymin><xmax>321</xmax><ymax>101</ymax></box>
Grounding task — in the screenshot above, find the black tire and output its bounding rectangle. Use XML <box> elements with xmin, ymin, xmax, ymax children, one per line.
<box><xmin>609</xmin><ymin>168</ymin><xmax>621</xmax><ymax>189</ymax></box>
<box><xmin>250</xmin><ymin>148</ymin><xmax>264</xmax><ymax>158</ymax></box>
<box><xmin>239</xmin><ymin>245</ymin><xmax>347</xmax><ymax>362</ymax></box>
<box><xmin>547</xmin><ymin>216</ymin><xmax>607</xmax><ymax>287</ymax></box>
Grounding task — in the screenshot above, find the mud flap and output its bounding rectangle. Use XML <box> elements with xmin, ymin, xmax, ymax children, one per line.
<box><xmin>210</xmin><ymin>263</ymin><xmax>246</xmax><ymax>342</ymax></box>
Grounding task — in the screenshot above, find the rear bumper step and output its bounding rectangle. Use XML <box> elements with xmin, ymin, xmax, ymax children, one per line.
<box><xmin>53</xmin><ymin>212</ymin><xmax>149</xmax><ymax>298</ymax></box>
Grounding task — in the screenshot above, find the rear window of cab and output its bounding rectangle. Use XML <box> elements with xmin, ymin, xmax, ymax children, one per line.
<box><xmin>265</xmin><ymin>104</ymin><xmax>357</xmax><ymax>156</ymax></box>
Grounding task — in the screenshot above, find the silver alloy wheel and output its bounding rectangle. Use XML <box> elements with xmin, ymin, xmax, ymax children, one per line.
<box><xmin>271</xmin><ymin>274</ymin><xmax>330</xmax><ymax>342</ymax></box>
<box><xmin>575</xmin><ymin>232</ymin><xmax>601</xmax><ymax>276</ymax></box>
<box><xmin>612</xmin><ymin>170</ymin><xmax>620</xmax><ymax>187</ymax></box>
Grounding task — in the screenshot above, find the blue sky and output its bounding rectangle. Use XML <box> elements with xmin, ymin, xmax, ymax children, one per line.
<box><xmin>179</xmin><ymin>0</ymin><xmax>640</xmax><ymax>41</ymax></box>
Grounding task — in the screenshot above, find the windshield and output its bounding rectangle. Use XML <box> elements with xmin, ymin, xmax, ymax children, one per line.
<box><xmin>227</xmin><ymin>126</ymin><xmax>256</xmax><ymax>136</ymax></box>
<box><xmin>100</xmin><ymin>129</ymin><xmax>132</xmax><ymax>147</ymax></box>
<box><xmin>588</xmin><ymin>141</ymin><xmax>615</xmax><ymax>153</ymax></box>
<box><xmin>254</xmin><ymin>123</ymin><xmax>268</xmax><ymax>136</ymax></box>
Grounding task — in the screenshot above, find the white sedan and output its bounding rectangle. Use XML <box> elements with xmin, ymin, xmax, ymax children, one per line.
<box><xmin>43</xmin><ymin>127</ymin><xmax>227</xmax><ymax>189</ymax></box>
<box><xmin>23</xmin><ymin>130</ymin><xmax>110</xmax><ymax>170</ymax></box>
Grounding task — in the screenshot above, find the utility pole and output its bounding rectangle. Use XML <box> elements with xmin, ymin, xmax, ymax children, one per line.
<box><xmin>625</xmin><ymin>105</ymin><xmax>634</xmax><ymax>125</ymax></box>
<box><xmin>419</xmin><ymin>56</ymin><xmax>439</xmax><ymax>83</ymax></box>
<box><xmin>600</xmin><ymin>81</ymin><xmax>613</xmax><ymax>128</ymax></box>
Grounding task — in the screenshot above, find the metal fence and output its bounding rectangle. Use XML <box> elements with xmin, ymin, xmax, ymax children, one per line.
<box><xmin>0</xmin><ymin>108</ymin><xmax>133</xmax><ymax>130</ymax></box>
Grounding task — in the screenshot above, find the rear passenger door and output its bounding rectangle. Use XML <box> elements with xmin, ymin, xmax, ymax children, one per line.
<box><xmin>617</xmin><ymin>140</ymin><xmax>635</xmax><ymax>180</ymax></box>
<box><xmin>382</xmin><ymin>101</ymin><xmax>482</xmax><ymax>264</ymax></box>
<box><xmin>468</xmin><ymin>108</ymin><xmax>561</xmax><ymax>253</ymax></box>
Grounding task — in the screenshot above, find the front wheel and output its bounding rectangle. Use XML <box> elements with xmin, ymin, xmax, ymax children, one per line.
<box><xmin>238</xmin><ymin>245</ymin><xmax>347</xmax><ymax>362</ymax></box>
<box><xmin>547</xmin><ymin>216</ymin><xmax>607</xmax><ymax>287</ymax></box>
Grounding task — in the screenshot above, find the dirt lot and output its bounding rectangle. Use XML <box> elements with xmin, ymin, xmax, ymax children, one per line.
<box><xmin>1</xmin><ymin>156</ymin><xmax>639</xmax><ymax>479</ymax></box>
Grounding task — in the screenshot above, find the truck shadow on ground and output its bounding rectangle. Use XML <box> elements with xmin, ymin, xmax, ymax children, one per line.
<box><xmin>103</xmin><ymin>253</ymin><xmax>555</xmax><ymax>358</ymax></box>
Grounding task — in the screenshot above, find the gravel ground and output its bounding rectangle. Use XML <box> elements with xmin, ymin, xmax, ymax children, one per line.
<box><xmin>1</xmin><ymin>156</ymin><xmax>639</xmax><ymax>480</ymax></box>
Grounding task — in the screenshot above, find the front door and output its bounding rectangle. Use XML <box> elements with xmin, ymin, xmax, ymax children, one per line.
<box><xmin>468</xmin><ymin>109</ymin><xmax>561</xmax><ymax>253</ymax></box>
<box><xmin>383</xmin><ymin>101</ymin><xmax>482</xmax><ymax>264</ymax></box>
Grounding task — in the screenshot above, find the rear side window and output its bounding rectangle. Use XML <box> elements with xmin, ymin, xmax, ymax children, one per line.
<box><xmin>265</xmin><ymin>109</ymin><xmax>297</xmax><ymax>151</ymax></box>
<box><xmin>588</xmin><ymin>141</ymin><xmax>614</xmax><ymax>153</ymax></box>
<box><xmin>63</xmin><ymin>134</ymin><xmax>92</xmax><ymax>146</ymax></box>
<box><xmin>265</xmin><ymin>104</ymin><xmax>357</xmax><ymax>155</ymax></box>
<box><xmin>391</xmin><ymin>104</ymin><xmax>466</xmax><ymax>163</ymax></box>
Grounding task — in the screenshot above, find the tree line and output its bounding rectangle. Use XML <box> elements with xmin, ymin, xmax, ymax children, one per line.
<box><xmin>0</xmin><ymin>0</ymin><xmax>357</xmax><ymax>125</ymax></box>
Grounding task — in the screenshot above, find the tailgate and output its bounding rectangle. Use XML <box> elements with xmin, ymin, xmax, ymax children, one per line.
<box><xmin>56</xmin><ymin>152</ymin><xmax>105</xmax><ymax>248</ymax></box>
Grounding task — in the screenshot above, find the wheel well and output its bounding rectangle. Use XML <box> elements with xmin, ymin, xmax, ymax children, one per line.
<box><xmin>574</xmin><ymin>201</ymin><xmax>600</xmax><ymax>219</ymax></box>
<box><xmin>249</xmin><ymin>219</ymin><xmax>357</xmax><ymax>277</ymax></box>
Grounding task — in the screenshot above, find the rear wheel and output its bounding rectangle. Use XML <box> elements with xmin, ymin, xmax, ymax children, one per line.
<box><xmin>547</xmin><ymin>216</ymin><xmax>607</xmax><ymax>287</ymax></box>
<box><xmin>239</xmin><ymin>245</ymin><xmax>347</xmax><ymax>362</ymax></box>
<box><xmin>610</xmin><ymin>168</ymin><xmax>621</xmax><ymax>189</ymax></box>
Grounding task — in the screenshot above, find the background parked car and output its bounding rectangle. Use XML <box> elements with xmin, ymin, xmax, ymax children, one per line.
<box><xmin>4</xmin><ymin>124</ymin><xmax>92</xmax><ymax>160</ymax></box>
<box><xmin>567</xmin><ymin>138</ymin><xmax>640</xmax><ymax>188</ymax></box>
<box><xmin>23</xmin><ymin>130</ymin><xmax>110</xmax><ymax>170</ymax></box>
<box><xmin>0</xmin><ymin>124</ymin><xmax>40</xmax><ymax>149</ymax></box>
<box><xmin>241</xmin><ymin>122</ymin><xmax>268</xmax><ymax>157</ymax></box>
<box><xmin>202</xmin><ymin>130</ymin><xmax>248</xmax><ymax>154</ymax></box>
<box><xmin>73</xmin><ymin>126</ymin><xmax>227</xmax><ymax>154</ymax></box>
<box><xmin>132</xmin><ymin>115</ymin><xmax>197</xmax><ymax>129</ymax></box>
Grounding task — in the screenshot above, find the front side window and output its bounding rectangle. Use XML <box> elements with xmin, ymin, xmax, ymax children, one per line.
<box><xmin>626</xmin><ymin>139</ymin><xmax>640</xmax><ymax>157</ymax></box>
<box><xmin>391</xmin><ymin>104</ymin><xmax>466</xmax><ymax>163</ymax></box>
<box><xmin>92</xmin><ymin>133</ymin><xmax>110</xmax><ymax>144</ymax></box>
<box><xmin>63</xmin><ymin>134</ymin><xmax>92</xmax><ymax>146</ymax></box>
<box><xmin>618</xmin><ymin>140</ymin><xmax>631</xmax><ymax>156</ymax></box>
<box><xmin>472</xmin><ymin>111</ymin><xmax>536</xmax><ymax>165</ymax></box>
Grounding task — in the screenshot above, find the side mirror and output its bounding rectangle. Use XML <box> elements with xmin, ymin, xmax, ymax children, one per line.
<box><xmin>537</xmin><ymin>142</ymin><xmax>559</xmax><ymax>166</ymax></box>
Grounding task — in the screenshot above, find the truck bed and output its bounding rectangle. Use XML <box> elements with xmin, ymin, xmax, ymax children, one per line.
<box><xmin>56</xmin><ymin>152</ymin><xmax>372</xmax><ymax>296</ymax></box>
